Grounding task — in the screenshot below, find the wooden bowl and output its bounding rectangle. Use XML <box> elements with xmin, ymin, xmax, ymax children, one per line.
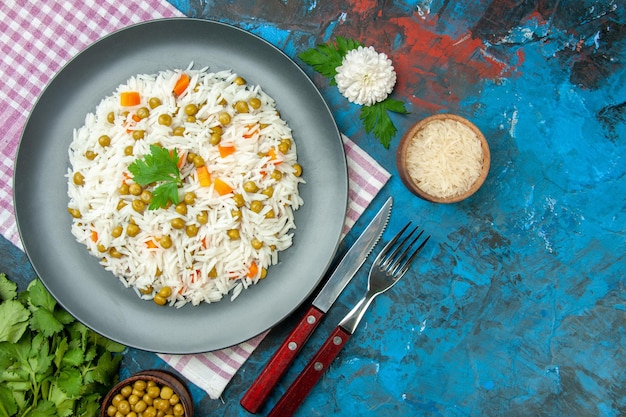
<box><xmin>396</xmin><ymin>114</ymin><xmax>490</xmax><ymax>203</ymax></box>
<box><xmin>100</xmin><ymin>369</ymin><xmax>193</xmax><ymax>417</ymax></box>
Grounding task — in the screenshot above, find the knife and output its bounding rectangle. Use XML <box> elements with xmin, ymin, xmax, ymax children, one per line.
<box><xmin>240</xmin><ymin>196</ymin><xmax>392</xmax><ymax>414</ymax></box>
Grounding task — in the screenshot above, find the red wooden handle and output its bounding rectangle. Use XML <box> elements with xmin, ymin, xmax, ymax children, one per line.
<box><xmin>240</xmin><ymin>305</ymin><xmax>325</xmax><ymax>414</ymax></box>
<box><xmin>267</xmin><ymin>326</ymin><xmax>351</xmax><ymax>417</ymax></box>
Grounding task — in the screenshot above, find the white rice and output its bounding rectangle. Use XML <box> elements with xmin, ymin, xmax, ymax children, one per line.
<box><xmin>67</xmin><ymin>65</ymin><xmax>304</xmax><ymax>307</ymax></box>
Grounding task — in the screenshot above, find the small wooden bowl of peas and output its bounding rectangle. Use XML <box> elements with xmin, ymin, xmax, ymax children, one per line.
<box><xmin>101</xmin><ymin>369</ymin><xmax>193</xmax><ymax>417</ymax></box>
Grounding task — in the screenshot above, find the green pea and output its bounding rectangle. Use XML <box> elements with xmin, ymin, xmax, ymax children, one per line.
<box><xmin>158</xmin><ymin>114</ymin><xmax>172</xmax><ymax>126</ymax></box>
<box><xmin>98</xmin><ymin>135</ymin><xmax>111</xmax><ymax>147</ymax></box>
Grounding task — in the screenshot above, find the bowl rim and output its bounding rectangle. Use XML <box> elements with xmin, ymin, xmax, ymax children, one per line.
<box><xmin>396</xmin><ymin>113</ymin><xmax>491</xmax><ymax>203</ymax></box>
<box><xmin>100</xmin><ymin>369</ymin><xmax>193</xmax><ymax>417</ymax></box>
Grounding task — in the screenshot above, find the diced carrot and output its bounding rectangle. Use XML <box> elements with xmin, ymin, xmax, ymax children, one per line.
<box><xmin>173</xmin><ymin>73</ymin><xmax>190</xmax><ymax>96</ymax></box>
<box><xmin>177</xmin><ymin>151</ymin><xmax>186</xmax><ymax>170</ymax></box>
<box><xmin>218</xmin><ymin>145</ymin><xmax>235</xmax><ymax>158</ymax></box>
<box><xmin>247</xmin><ymin>262</ymin><xmax>258</xmax><ymax>278</ymax></box>
<box><xmin>91</xmin><ymin>231</ymin><xmax>98</xmax><ymax>242</ymax></box>
<box><xmin>242</xmin><ymin>124</ymin><xmax>258</xmax><ymax>139</ymax></box>
<box><xmin>266</xmin><ymin>148</ymin><xmax>282</xmax><ymax>166</ymax></box>
<box><xmin>197</xmin><ymin>165</ymin><xmax>211</xmax><ymax>187</ymax></box>
<box><xmin>213</xmin><ymin>178</ymin><xmax>233</xmax><ymax>196</ymax></box>
<box><xmin>120</xmin><ymin>91</ymin><xmax>141</xmax><ymax>106</ymax></box>
<box><xmin>201</xmin><ymin>236</ymin><xmax>207</xmax><ymax>249</ymax></box>
<box><xmin>131</xmin><ymin>113</ymin><xmax>141</xmax><ymax>123</ymax></box>
<box><xmin>169</xmin><ymin>149</ymin><xmax>186</xmax><ymax>170</ymax></box>
<box><xmin>146</xmin><ymin>239</ymin><xmax>158</xmax><ymax>249</ymax></box>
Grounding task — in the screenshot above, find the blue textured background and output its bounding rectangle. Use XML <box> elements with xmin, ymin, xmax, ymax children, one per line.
<box><xmin>3</xmin><ymin>1</ymin><xmax>625</xmax><ymax>416</ymax></box>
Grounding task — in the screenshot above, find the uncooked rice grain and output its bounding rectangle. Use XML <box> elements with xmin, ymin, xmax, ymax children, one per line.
<box><xmin>405</xmin><ymin>119</ymin><xmax>482</xmax><ymax>198</ymax></box>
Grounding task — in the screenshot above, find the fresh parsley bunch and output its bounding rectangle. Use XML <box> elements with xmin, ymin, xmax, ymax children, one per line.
<box><xmin>299</xmin><ymin>37</ymin><xmax>409</xmax><ymax>148</ymax></box>
<box><xmin>0</xmin><ymin>273</ymin><xmax>125</xmax><ymax>417</ymax></box>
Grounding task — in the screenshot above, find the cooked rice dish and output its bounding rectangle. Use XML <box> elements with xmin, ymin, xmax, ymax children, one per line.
<box><xmin>67</xmin><ymin>65</ymin><xmax>304</xmax><ymax>307</ymax></box>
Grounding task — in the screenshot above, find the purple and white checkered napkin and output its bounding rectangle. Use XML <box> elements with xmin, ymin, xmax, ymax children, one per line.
<box><xmin>0</xmin><ymin>0</ymin><xmax>390</xmax><ymax>399</ymax></box>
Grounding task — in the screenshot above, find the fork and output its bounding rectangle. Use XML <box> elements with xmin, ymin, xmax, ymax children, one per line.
<box><xmin>267</xmin><ymin>223</ymin><xmax>430</xmax><ymax>417</ymax></box>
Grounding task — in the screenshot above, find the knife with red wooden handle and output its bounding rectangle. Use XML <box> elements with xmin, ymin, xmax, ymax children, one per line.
<box><xmin>240</xmin><ymin>197</ymin><xmax>392</xmax><ymax>414</ymax></box>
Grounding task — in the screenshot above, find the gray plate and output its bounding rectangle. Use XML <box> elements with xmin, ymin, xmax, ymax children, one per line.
<box><xmin>13</xmin><ymin>18</ymin><xmax>347</xmax><ymax>353</ymax></box>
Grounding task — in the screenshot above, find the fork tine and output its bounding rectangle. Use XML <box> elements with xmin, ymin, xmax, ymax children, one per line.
<box><xmin>382</xmin><ymin>226</ymin><xmax>418</xmax><ymax>270</ymax></box>
<box><xmin>376</xmin><ymin>222</ymin><xmax>430</xmax><ymax>279</ymax></box>
<box><xmin>388</xmin><ymin>229</ymin><xmax>424</xmax><ymax>275</ymax></box>
<box><xmin>377</xmin><ymin>222</ymin><xmax>411</xmax><ymax>266</ymax></box>
<box><xmin>396</xmin><ymin>233</ymin><xmax>430</xmax><ymax>277</ymax></box>
<box><xmin>378</xmin><ymin>221</ymin><xmax>430</xmax><ymax>277</ymax></box>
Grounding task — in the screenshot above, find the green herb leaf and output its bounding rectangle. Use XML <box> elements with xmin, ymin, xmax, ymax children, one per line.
<box><xmin>56</xmin><ymin>367</ymin><xmax>83</xmax><ymax>398</ymax></box>
<box><xmin>0</xmin><ymin>341</ymin><xmax>29</xmax><ymax>377</ymax></box>
<box><xmin>25</xmin><ymin>278</ymin><xmax>57</xmax><ymax>312</ymax></box>
<box><xmin>54</xmin><ymin>308</ymin><xmax>75</xmax><ymax>326</ymax></box>
<box><xmin>0</xmin><ymin>384</ymin><xmax>18</xmax><ymax>416</ymax></box>
<box><xmin>31</xmin><ymin>308</ymin><xmax>64</xmax><ymax>338</ymax></box>
<box><xmin>68</xmin><ymin>321</ymin><xmax>89</xmax><ymax>350</ymax></box>
<box><xmin>75</xmin><ymin>393</ymin><xmax>101</xmax><ymax>417</ymax></box>
<box><xmin>128</xmin><ymin>145</ymin><xmax>180</xmax><ymax>185</ymax></box>
<box><xmin>0</xmin><ymin>273</ymin><xmax>17</xmax><ymax>302</ymax></box>
<box><xmin>61</xmin><ymin>348</ymin><xmax>84</xmax><ymax>367</ymax></box>
<box><xmin>150</xmin><ymin>180</ymin><xmax>180</xmax><ymax>210</ymax></box>
<box><xmin>83</xmin><ymin>344</ymin><xmax>97</xmax><ymax>364</ymax></box>
<box><xmin>128</xmin><ymin>145</ymin><xmax>182</xmax><ymax>209</ymax></box>
<box><xmin>335</xmin><ymin>37</ymin><xmax>364</xmax><ymax>56</ymax></box>
<box><xmin>381</xmin><ymin>98</ymin><xmax>410</xmax><ymax>115</ymax></box>
<box><xmin>360</xmin><ymin>98</ymin><xmax>409</xmax><ymax>148</ymax></box>
<box><xmin>48</xmin><ymin>384</ymin><xmax>75</xmax><ymax>417</ymax></box>
<box><xmin>0</xmin><ymin>300</ymin><xmax>30</xmax><ymax>343</ymax></box>
<box><xmin>298</xmin><ymin>37</ymin><xmax>362</xmax><ymax>85</ymax></box>
<box><xmin>27</xmin><ymin>400</ymin><xmax>57</xmax><ymax>417</ymax></box>
<box><xmin>54</xmin><ymin>337</ymin><xmax>69</xmax><ymax>369</ymax></box>
<box><xmin>89</xmin><ymin>351</ymin><xmax>122</xmax><ymax>385</ymax></box>
<box><xmin>76</xmin><ymin>394</ymin><xmax>101</xmax><ymax>417</ymax></box>
<box><xmin>31</xmin><ymin>333</ymin><xmax>54</xmax><ymax>376</ymax></box>
<box><xmin>0</xmin><ymin>344</ymin><xmax>17</xmax><ymax>371</ymax></box>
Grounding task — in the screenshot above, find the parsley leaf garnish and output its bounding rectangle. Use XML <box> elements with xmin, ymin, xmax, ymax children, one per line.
<box><xmin>298</xmin><ymin>37</ymin><xmax>409</xmax><ymax>148</ymax></box>
<box><xmin>128</xmin><ymin>144</ymin><xmax>182</xmax><ymax>209</ymax></box>
<box><xmin>360</xmin><ymin>98</ymin><xmax>409</xmax><ymax>149</ymax></box>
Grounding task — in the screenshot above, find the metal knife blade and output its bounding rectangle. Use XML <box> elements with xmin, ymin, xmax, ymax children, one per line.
<box><xmin>240</xmin><ymin>196</ymin><xmax>392</xmax><ymax>414</ymax></box>
<box><xmin>312</xmin><ymin>196</ymin><xmax>392</xmax><ymax>312</ymax></box>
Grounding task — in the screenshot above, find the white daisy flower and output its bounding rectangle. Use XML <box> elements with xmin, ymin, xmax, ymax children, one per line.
<box><xmin>334</xmin><ymin>46</ymin><xmax>397</xmax><ymax>106</ymax></box>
